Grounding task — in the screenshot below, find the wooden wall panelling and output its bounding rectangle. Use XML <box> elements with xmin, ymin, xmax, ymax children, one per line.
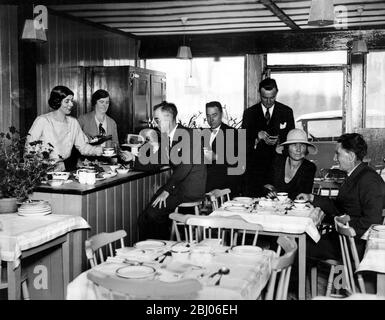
<box><xmin>0</xmin><ymin>5</ymin><xmax>19</xmax><ymax>133</ymax></box>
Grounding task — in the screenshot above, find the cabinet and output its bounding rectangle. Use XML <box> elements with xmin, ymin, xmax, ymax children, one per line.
<box><xmin>81</xmin><ymin>66</ymin><xmax>166</xmax><ymax>142</ymax></box>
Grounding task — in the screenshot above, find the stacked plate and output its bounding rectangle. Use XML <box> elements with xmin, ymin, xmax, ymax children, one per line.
<box><xmin>17</xmin><ymin>200</ymin><xmax>52</xmax><ymax>216</ymax></box>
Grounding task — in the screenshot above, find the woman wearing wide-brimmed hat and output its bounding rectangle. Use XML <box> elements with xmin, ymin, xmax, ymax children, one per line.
<box><xmin>264</xmin><ymin>128</ymin><xmax>317</xmax><ymax>200</ymax></box>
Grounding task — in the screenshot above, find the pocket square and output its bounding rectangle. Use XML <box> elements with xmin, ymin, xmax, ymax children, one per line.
<box><xmin>280</xmin><ymin>122</ymin><xmax>287</xmax><ymax>129</ymax></box>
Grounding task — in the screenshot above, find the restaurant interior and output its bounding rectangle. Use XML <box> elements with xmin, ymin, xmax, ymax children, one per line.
<box><xmin>0</xmin><ymin>0</ymin><xmax>385</xmax><ymax>302</ymax></box>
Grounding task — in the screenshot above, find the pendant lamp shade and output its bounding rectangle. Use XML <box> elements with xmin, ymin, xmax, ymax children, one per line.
<box><xmin>177</xmin><ymin>45</ymin><xmax>192</xmax><ymax>59</ymax></box>
<box><xmin>351</xmin><ymin>39</ymin><xmax>368</xmax><ymax>55</ymax></box>
<box><xmin>21</xmin><ymin>19</ymin><xmax>47</xmax><ymax>42</ymax></box>
<box><xmin>308</xmin><ymin>0</ymin><xmax>335</xmax><ymax>26</ymax></box>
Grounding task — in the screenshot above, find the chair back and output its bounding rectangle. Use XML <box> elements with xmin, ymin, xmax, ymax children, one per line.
<box><xmin>334</xmin><ymin>215</ymin><xmax>366</xmax><ymax>294</ymax></box>
<box><xmin>169</xmin><ymin>212</ymin><xmax>262</xmax><ymax>246</ymax></box>
<box><xmin>264</xmin><ymin>236</ymin><xmax>297</xmax><ymax>300</ymax></box>
<box><xmin>85</xmin><ymin>230</ymin><xmax>127</xmax><ymax>268</ymax></box>
<box><xmin>207</xmin><ymin>188</ymin><xmax>231</xmax><ymax>211</ymax></box>
<box><xmin>87</xmin><ymin>270</ymin><xmax>202</xmax><ymax>300</ymax></box>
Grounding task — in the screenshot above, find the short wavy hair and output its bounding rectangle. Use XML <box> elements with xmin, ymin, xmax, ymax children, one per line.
<box><xmin>48</xmin><ymin>86</ymin><xmax>74</xmax><ymax>110</ymax></box>
<box><xmin>206</xmin><ymin>101</ymin><xmax>223</xmax><ymax>113</ymax></box>
<box><xmin>337</xmin><ymin>133</ymin><xmax>367</xmax><ymax>161</ymax></box>
<box><xmin>153</xmin><ymin>101</ymin><xmax>178</xmax><ymax>121</ymax></box>
<box><xmin>91</xmin><ymin>89</ymin><xmax>110</xmax><ymax>107</ymax></box>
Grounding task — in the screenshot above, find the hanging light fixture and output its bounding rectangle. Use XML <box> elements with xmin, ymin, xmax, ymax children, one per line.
<box><xmin>176</xmin><ymin>17</ymin><xmax>192</xmax><ymax>59</ymax></box>
<box><xmin>351</xmin><ymin>6</ymin><xmax>368</xmax><ymax>55</ymax></box>
<box><xmin>21</xmin><ymin>19</ymin><xmax>47</xmax><ymax>42</ymax></box>
<box><xmin>308</xmin><ymin>0</ymin><xmax>335</xmax><ymax>26</ymax></box>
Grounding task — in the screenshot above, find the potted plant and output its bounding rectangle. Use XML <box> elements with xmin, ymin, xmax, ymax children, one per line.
<box><xmin>0</xmin><ymin>126</ymin><xmax>55</xmax><ymax>213</ymax></box>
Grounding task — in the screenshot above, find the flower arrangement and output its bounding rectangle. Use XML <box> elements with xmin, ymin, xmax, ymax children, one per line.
<box><xmin>0</xmin><ymin>126</ymin><xmax>55</xmax><ymax>201</ymax></box>
<box><xmin>178</xmin><ymin>109</ymin><xmax>242</xmax><ymax>129</ymax></box>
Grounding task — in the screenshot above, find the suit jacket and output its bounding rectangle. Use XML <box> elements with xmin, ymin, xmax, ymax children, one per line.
<box><xmin>268</xmin><ymin>155</ymin><xmax>316</xmax><ymax>200</ymax></box>
<box><xmin>206</xmin><ymin>122</ymin><xmax>239</xmax><ymax>193</ymax></box>
<box><xmin>78</xmin><ymin>111</ymin><xmax>119</xmax><ymax>145</ymax></box>
<box><xmin>242</xmin><ymin>101</ymin><xmax>295</xmax><ymax>167</ymax></box>
<box><xmin>313</xmin><ymin>162</ymin><xmax>385</xmax><ymax>238</ymax></box>
<box><xmin>161</xmin><ymin>125</ymin><xmax>207</xmax><ymax>202</ymax></box>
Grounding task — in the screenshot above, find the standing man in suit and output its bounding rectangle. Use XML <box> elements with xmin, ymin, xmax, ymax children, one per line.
<box><xmin>138</xmin><ymin>101</ymin><xmax>207</xmax><ymax>240</ymax></box>
<box><xmin>204</xmin><ymin>101</ymin><xmax>239</xmax><ymax>195</ymax></box>
<box><xmin>242</xmin><ymin>78</ymin><xmax>295</xmax><ymax>196</ymax></box>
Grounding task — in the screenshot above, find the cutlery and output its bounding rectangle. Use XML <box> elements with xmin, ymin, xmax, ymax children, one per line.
<box><xmin>157</xmin><ymin>251</ymin><xmax>172</xmax><ymax>263</ymax></box>
<box><xmin>214</xmin><ymin>267</ymin><xmax>230</xmax><ymax>286</ymax></box>
<box><xmin>209</xmin><ymin>266</ymin><xmax>229</xmax><ymax>278</ymax></box>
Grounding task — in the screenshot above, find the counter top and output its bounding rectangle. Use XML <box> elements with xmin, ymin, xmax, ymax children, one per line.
<box><xmin>34</xmin><ymin>166</ymin><xmax>171</xmax><ymax>195</ymax></box>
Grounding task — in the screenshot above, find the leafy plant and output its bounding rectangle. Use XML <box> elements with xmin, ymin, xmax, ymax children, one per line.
<box><xmin>0</xmin><ymin>126</ymin><xmax>56</xmax><ymax>200</ymax></box>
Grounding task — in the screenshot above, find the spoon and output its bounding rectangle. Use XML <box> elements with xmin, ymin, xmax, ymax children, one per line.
<box><xmin>209</xmin><ymin>266</ymin><xmax>230</xmax><ymax>279</ymax></box>
<box><xmin>158</xmin><ymin>251</ymin><xmax>172</xmax><ymax>263</ymax></box>
<box><xmin>214</xmin><ymin>267</ymin><xmax>230</xmax><ymax>286</ymax></box>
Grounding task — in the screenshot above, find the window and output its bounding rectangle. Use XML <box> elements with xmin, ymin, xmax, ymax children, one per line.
<box><xmin>146</xmin><ymin>57</ymin><xmax>244</xmax><ymax>128</ymax></box>
<box><xmin>268</xmin><ymin>51</ymin><xmax>347</xmax><ymax>141</ymax></box>
<box><xmin>366</xmin><ymin>51</ymin><xmax>385</xmax><ymax>128</ymax></box>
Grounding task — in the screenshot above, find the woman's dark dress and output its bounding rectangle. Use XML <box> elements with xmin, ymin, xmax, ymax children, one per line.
<box><xmin>269</xmin><ymin>154</ymin><xmax>316</xmax><ymax>200</ymax></box>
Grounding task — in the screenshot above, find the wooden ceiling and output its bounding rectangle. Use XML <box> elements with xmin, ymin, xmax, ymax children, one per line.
<box><xmin>47</xmin><ymin>0</ymin><xmax>385</xmax><ymax>37</ymax></box>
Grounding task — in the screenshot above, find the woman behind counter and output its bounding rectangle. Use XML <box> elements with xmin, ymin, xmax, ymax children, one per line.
<box><xmin>264</xmin><ymin>128</ymin><xmax>317</xmax><ymax>200</ymax></box>
<box><xmin>78</xmin><ymin>89</ymin><xmax>119</xmax><ymax>148</ymax></box>
<box><xmin>26</xmin><ymin>85</ymin><xmax>103</xmax><ymax>171</ymax></box>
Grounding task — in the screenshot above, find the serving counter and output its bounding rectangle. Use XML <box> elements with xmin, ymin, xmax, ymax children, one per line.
<box><xmin>30</xmin><ymin>166</ymin><xmax>171</xmax><ymax>279</ymax></box>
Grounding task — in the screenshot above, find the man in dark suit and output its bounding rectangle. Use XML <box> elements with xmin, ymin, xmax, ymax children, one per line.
<box><xmin>242</xmin><ymin>78</ymin><xmax>295</xmax><ymax>196</ymax></box>
<box><xmin>138</xmin><ymin>101</ymin><xmax>207</xmax><ymax>240</ymax></box>
<box><xmin>298</xmin><ymin>133</ymin><xmax>385</xmax><ymax>260</ymax></box>
<box><xmin>204</xmin><ymin>101</ymin><xmax>240</xmax><ymax>195</ymax></box>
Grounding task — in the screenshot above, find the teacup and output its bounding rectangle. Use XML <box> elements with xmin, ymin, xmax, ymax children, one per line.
<box><xmin>109</xmin><ymin>165</ymin><xmax>120</xmax><ymax>172</ymax></box>
<box><xmin>47</xmin><ymin>179</ymin><xmax>64</xmax><ymax>187</ymax></box>
<box><xmin>276</xmin><ymin>192</ymin><xmax>288</xmax><ymax>202</ymax></box>
<box><xmin>294</xmin><ymin>199</ymin><xmax>307</xmax><ymax>209</ymax></box>
<box><xmin>52</xmin><ymin>172</ymin><xmax>70</xmax><ymax>181</ymax></box>
<box><xmin>103</xmin><ymin>147</ymin><xmax>115</xmax><ymax>156</ymax></box>
<box><xmin>76</xmin><ymin>169</ymin><xmax>88</xmax><ymax>184</ymax></box>
<box><xmin>85</xmin><ymin>170</ymin><xmax>96</xmax><ymax>185</ymax></box>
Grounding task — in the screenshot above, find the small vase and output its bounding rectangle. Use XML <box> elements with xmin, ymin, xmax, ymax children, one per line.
<box><xmin>0</xmin><ymin>197</ymin><xmax>18</xmax><ymax>214</ymax></box>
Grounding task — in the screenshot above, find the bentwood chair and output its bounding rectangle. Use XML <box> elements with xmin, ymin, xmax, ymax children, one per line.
<box><xmin>264</xmin><ymin>236</ymin><xmax>298</xmax><ymax>300</ymax></box>
<box><xmin>169</xmin><ymin>213</ymin><xmax>262</xmax><ymax>246</ymax></box>
<box><xmin>334</xmin><ymin>215</ymin><xmax>366</xmax><ymax>294</ymax></box>
<box><xmin>85</xmin><ymin>230</ymin><xmax>127</xmax><ymax>268</ymax></box>
<box><xmin>87</xmin><ymin>270</ymin><xmax>202</xmax><ymax>300</ymax></box>
<box><xmin>0</xmin><ymin>260</ymin><xmax>30</xmax><ymax>300</ymax></box>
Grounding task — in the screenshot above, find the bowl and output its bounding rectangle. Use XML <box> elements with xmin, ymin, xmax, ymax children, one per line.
<box><xmin>294</xmin><ymin>199</ymin><xmax>307</xmax><ymax>209</ymax></box>
<box><xmin>51</xmin><ymin>172</ymin><xmax>70</xmax><ymax>180</ymax></box>
<box><xmin>116</xmin><ymin>168</ymin><xmax>129</xmax><ymax>174</ymax></box>
<box><xmin>47</xmin><ymin>179</ymin><xmax>64</xmax><ymax>187</ymax></box>
<box><xmin>276</xmin><ymin>192</ymin><xmax>288</xmax><ymax>202</ymax></box>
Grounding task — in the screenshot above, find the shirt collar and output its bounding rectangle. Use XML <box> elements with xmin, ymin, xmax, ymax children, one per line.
<box><xmin>168</xmin><ymin>124</ymin><xmax>178</xmax><ymax>145</ymax></box>
<box><xmin>95</xmin><ymin>115</ymin><xmax>107</xmax><ymax>128</ymax></box>
<box><xmin>261</xmin><ymin>103</ymin><xmax>275</xmax><ymax>116</ymax></box>
<box><xmin>347</xmin><ymin>163</ymin><xmax>361</xmax><ymax>176</ymax></box>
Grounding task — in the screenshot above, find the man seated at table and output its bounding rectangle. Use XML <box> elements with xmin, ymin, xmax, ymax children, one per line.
<box><xmin>137</xmin><ymin>101</ymin><xmax>207</xmax><ymax>240</ymax></box>
<box><xmin>297</xmin><ymin>133</ymin><xmax>385</xmax><ymax>261</ymax></box>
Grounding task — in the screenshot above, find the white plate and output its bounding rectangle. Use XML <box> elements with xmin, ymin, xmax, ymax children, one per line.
<box><xmin>372</xmin><ymin>225</ymin><xmax>385</xmax><ymax>232</ymax></box>
<box><xmin>115</xmin><ymin>265</ymin><xmax>155</xmax><ymax>279</ymax></box>
<box><xmin>171</xmin><ymin>242</ymin><xmax>191</xmax><ymax>253</ymax></box>
<box><xmin>224</xmin><ymin>206</ymin><xmax>247</xmax><ymax>212</ymax></box>
<box><xmin>17</xmin><ymin>211</ymin><xmax>52</xmax><ymax>216</ymax></box>
<box><xmin>102</xmin><ymin>153</ymin><xmax>117</xmax><ymax>157</ymax></box>
<box><xmin>224</xmin><ymin>201</ymin><xmax>247</xmax><ymax>207</ymax></box>
<box><xmin>233</xmin><ymin>197</ymin><xmax>252</xmax><ymax>201</ymax></box>
<box><xmin>134</xmin><ymin>240</ymin><xmax>167</xmax><ymax>249</ymax></box>
<box><xmin>231</xmin><ymin>245</ymin><xmax>262</xmax><ymax>255</ymax></box>
<box><xmin>18</xmin><ymin>209</ymin><xmax>52</xmax><ymax>214</ymax></box>
<box><xmin>101</xmin><ymin>172</ymin><xmax>117</xmax><ymax>179</ymax></box>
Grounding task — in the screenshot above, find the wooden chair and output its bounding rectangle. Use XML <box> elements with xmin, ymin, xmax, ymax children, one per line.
<box><xmin>170</xmin><ymin>201</ymin><xmax>202</xmax><ymax>240</ymax></box>
<box><xmin>169</xmin><ymin>213</ymin><xmax>262</xmax><ymax>246</ymax></box>
<box><xmin>207</xmin><ymin>188</ymin><xmax>231</xmax><ymax>211</ymax></box>
<box><xmin>334</xmin><ymin>215</ymin><xmax>366</xmax><ymax>294</ymax></box>
<box><xmin>87</xmin><ymin>270</ymin><xmax>202</xmax><ymax>300</ymax></box>
<box><xmin>264</xmin><ymin>236</ymin><xmax>298</xmax><ymax>300</ymax></box>
<box><xmin>310</xmin><ymin>257</ymin><xmax>342</xmax><ymax>298</ymax></box>
<box><xmin>85</xmin><ymin>230</ymin><xmax>127</xmax><ymax>268</ymax></box>
<box><xmin>0</xmin><ymin>261</ymin><xmax>30</xmax><ymax>300</ymax></box>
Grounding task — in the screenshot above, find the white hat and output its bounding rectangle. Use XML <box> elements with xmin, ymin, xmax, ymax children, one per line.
<box><xmin>276</xmin><ymin>128</ymin><xmax>318</xmax><ymax>155</ymax></box>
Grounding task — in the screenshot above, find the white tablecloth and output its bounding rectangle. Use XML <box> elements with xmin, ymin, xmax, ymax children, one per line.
<box><xmin>0</xmin><ymin>213</ymin><xmax>90</xmax><ymax>268</ymax></box>
<box><xmin>67</xmin><ymin>241</ymin><xmax>275</xmax><ymax>300</ymax></box>
<box><xmin>358</xmin><ymin>227</ymin><xmax>385</xmax><ymax>274</ymax></box>
<box><xmin>211</xmin><ymin>207</ymin><xmax>324</xmax><ymax>242</ymax></box>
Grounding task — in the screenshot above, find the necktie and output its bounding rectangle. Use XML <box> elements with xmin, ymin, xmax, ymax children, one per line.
<box><xmin>99</xmin><ymin>123</ymin><xmax>106</xmax><ymax>136</ymax></box>
<box><xmin>265</xmin><ymin>108</ymin><xmax>271</xmax><ymax>124</ymax></box>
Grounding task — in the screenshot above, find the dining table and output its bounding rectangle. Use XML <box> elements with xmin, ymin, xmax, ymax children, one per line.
<box><xmin>210</xmin><ymin>197</ymin><xmax>325</xmax><ymax>300</ymax></box>
<box><xmin>66</xmin><ymin>240</ymin><xmax>276</xmax><ymax>300</ymax></box>
<box><xmin>358</xmin><ymin>225</ymin><xmax>385</xmax><ymax>296</ymax></box>
<box><xmin>0</xmin><ymin>213</ymin><xmax>90</xmax><ymax>299</ymax></box>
